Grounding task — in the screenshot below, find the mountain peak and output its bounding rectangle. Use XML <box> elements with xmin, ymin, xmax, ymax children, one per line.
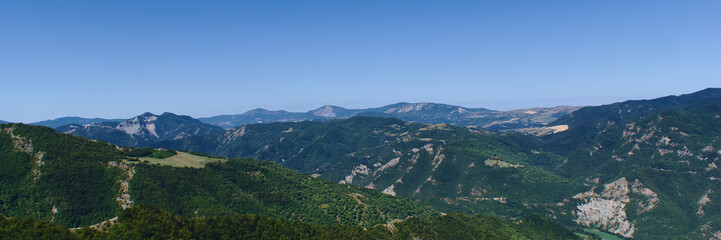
<box><xmin>312</xmin><ymin>105</ymin><xmax>343</xmax><ymax>118</ymax></box>
<box><xmin>138</xmin><ymin>112</ymin><xmax>158</xmax><ymax>118</ymax></box>
<box><xmin>384</xmin><ymin>102</ymin><xmax>434</xmax><ymax>113</ymax></box>
<box><xmin>244</xmin><ymin>108</ymin><xmax>272</xmax><ymax>115</ymax></box>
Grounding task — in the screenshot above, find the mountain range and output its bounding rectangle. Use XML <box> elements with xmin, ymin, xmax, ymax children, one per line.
<box><xmin>25</xmin><ymin>102</ymin><xmax>578</xmax><ymax>134</ymax></box>
<box><xmin>198</xmin><ymin>103</ymin><xmax>579</xmax><ymax>131</ymax></box>
<box><xmin>4</xmin><ymin>88</ymin><xmax>721</xmax><ymax>239</ymax></box>
<box><xmin>36</xmin><ymin>103</ymin><xmax>577</xmax><ymax>149</ymax></box>
<box><xmin>35</xmin><ymin>103</ymin><xmax>577</xmax><ymax>149</ymax></box>
<box><xmin>0</xmin><ymin>122</ymin><xmax>579</xmax><ymax>239</ymax></box>
<box><xmin>55</xmin><ymin>112</ymin><xmax>224</xmax><ymax>147</ymax></box>
<box><xmin>30</xmin><ymin>117</ymin><xmax>125</xmax><ymax>129</ymax></box>
<box><xmin>153</xmin><ymin>88</ymin><xmax>721</xmax><ymax>239</ymax></box>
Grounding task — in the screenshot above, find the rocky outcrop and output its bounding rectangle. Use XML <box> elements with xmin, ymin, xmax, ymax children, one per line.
<box><xmin>3</xmin><ymin>127</ymin><xmax>45</xmax><ymax>182</ymax></box>
<box><xmin>108</xmin><ymin>161</ymin><xmax>135</xmax><ymax>210</ymax></box>
<box><xmin>573</xmin><ymin>177</ymin><xmax>659</xmax><ymax>238</ymax></box>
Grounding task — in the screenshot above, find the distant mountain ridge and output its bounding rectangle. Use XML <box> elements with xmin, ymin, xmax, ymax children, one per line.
<box><xmin>56</xmin><ymin>112</ymin><xmax>224</xmax><ymax>147</ymax></box>
<box><xmin>199</xmin><ymin>102</ymin><xmax>579</xmax><ymax>131</ymax></box>
<box><xmin>31</xmin><ymin>117</ymin><xmax>125</xmax><ymax>128</ymax></box>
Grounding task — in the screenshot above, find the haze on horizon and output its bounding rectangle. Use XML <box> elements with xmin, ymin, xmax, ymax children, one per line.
<box><xmin>1</xmin><ymin>1</ymin><xmax>719</xmax><ymax>123</ymax></box>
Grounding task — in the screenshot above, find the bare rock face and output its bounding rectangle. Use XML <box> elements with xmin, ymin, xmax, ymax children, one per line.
<box><xmin>312</xmin><ymin>105</ymin><xmax>338</xmax><ymax>118</ymax></box>
<box><xmin>573</xmin><ymin>177</ymin><xmax>659</xmax><ymax>238</ymax></box>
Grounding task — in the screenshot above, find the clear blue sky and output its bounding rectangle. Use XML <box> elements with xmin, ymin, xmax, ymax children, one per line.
<box><xmin>1</xmin><ymin>1</ymin><xmax>719</xmax><ymax>122</ymax></box>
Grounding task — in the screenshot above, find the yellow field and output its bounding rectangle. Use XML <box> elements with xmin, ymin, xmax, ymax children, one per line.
<box><xmin>135</xmin><ymin>151</ymin><xmax>225</xmax><ymax>168</ymax></box>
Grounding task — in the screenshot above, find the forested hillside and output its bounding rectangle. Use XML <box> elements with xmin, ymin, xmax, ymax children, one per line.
<box><xmin>537</xmin><ymin>91</ymin><xmax>721</xmax><ymax>239</ymax></box>
<box><xmin>156</xmin><ymin>88</ymin><xmax>721</xmax><ymax>239</ymax></box>
<box><xmin>158</xmin><ymin>117</ymin><xmax>582</xmax><ymax>223</ymax></box>
<box><xmin>1</xmin><ymin>206</ymin><xmax>580</xmax><ymax>240</ymax></box>
<box><xmin>0</xmin><ymin>123</ymin><xmax>581</xmax><ymax>239</ymax></box>
<box><xmin>0</xmin><ymin>123</ymin><xmax>126</xmax><ymax>227</ymax></box>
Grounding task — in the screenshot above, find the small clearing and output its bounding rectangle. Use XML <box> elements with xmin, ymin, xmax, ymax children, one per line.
<box><xmin>135</xmin><ymin>152</ymin><xmax>225</xmax><ymax>168</ymax></box>
<box><xmin>484</xmin><ymin>159</ymin><xmax>524</xmax><ymax>168</ymax></box>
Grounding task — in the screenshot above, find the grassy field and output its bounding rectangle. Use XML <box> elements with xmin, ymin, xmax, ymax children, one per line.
<box><xmin>484</xmin><ymin>159</ymin><xmax>524</xmax><ymax>168</ymax></box>
<box><xmin>136</xmin><ymin>151</ymin><xmax>225</xmax><ymax>168</ymax></box>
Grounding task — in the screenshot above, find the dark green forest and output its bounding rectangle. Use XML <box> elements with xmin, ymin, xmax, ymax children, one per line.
<box><xmin>1</xmin><ymin>205</ymin><xmax>580</xmax><ymax>240</ymax></box>
<box><xmin>0</xmin><ymin>123</ymin><xmax>583</xmax><ymax>239</ymax></box>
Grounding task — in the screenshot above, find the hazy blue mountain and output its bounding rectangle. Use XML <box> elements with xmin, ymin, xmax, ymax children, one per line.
<box><xmin>198</xmin><ymin>105</ymin><xmax>359</xmax><ymax>129</ymax></box>
<box><xmin>359</xmin><ymin>103</ymin><xmax>577</xmax><ymax>131</ymax></box>
<box><xmin>200</xmin><ymin>102</ymin><xmax>580</xmax><ymax>131</ymax></box>
<box><xmin>0</xmin><ymin>120</ymin><xmax>9</xmax><ymax>124</ymax></box>
<box><xmin>56</xmin><ymin>112</ymin><xmax>224</xmax><ymax>147</ymax></box>
<box><xmin>31</xmin><ymin>117</ymin><xmax>125</xmax><ymax>128</ymax></box>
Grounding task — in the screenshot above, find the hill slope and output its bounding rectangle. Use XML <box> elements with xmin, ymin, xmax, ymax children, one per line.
<box><xmin>537</xmin><ymin>88</ymin><xmax>721</xmax><ymax>239</ymax></box>
<box><xmin>0</xmin><ymin>124</ymin><xmax>437</xmax><ymax>226</ymax></box>
<box><xmin>1</xmin><ymin>206</ymin><xmax>581</xmax><ymax>240</ymax></box>
<box><xmin>0</xmin><ymin>123</ymin><xmax>580</xmax><ymax>239</ymax></box>
<box><xmin>0</xmin><ymin>123</ymin><xmax>127</xmax><ymax>227</ymax></box>
<box><xmin>159</xmin><ymin>117</ymin><xmax>581</xmax><ymax>220</ymax></box>
<box><xmin>160</xmin><ymin>88</ymin><xmax>721</xmax><ymax>239</ymax></box>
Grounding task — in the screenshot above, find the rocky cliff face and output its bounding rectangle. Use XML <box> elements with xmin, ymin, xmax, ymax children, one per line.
<box><xmin>572</xmin><ymin>177</ymin><xmax>659</xmax><ymax>238</ymax></box>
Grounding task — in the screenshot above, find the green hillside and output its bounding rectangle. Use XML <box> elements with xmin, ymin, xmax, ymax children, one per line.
<box><xmin>158</xmin><ymin>117</ymin><xmax>582</xmax><ymax>220</ymax></box>
<box><xmin>128</xmin><ymin>155</ymin><xmax>438</xmax><ymax>227</ymax></box>
<box><xmin>1</xmin><ymin>206</ymin><xmax>581</xmax><ymax>240</ymax></box>
<box><xmin>536</xmin><ymin>92</ymin><xmax>721</xmax><ymax>239</ymax></box>
<box><xmin>0</xmin><ymin>123</ymin><xmax>126</xmax><ymax>227</ymax></box>
<box><xmin>0</xmin><ymin>123</ymin><xmax>435</xmax><ymax>228</ymax></box>
<box><xmin>154</xmin><ymin>89</ymin><xmax>721</xmax><ymax>239</ymax></box>
<box><xmin>0</xmin><ymin>123</ymin><xmax>581</xmax><ymax>239</ymax></box>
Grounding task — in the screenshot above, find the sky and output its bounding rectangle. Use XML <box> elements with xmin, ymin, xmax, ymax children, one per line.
<box><xmin>1</xmin><ymin>1</ymin><xmax>720</xmax><ymax>123</ymax></box>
